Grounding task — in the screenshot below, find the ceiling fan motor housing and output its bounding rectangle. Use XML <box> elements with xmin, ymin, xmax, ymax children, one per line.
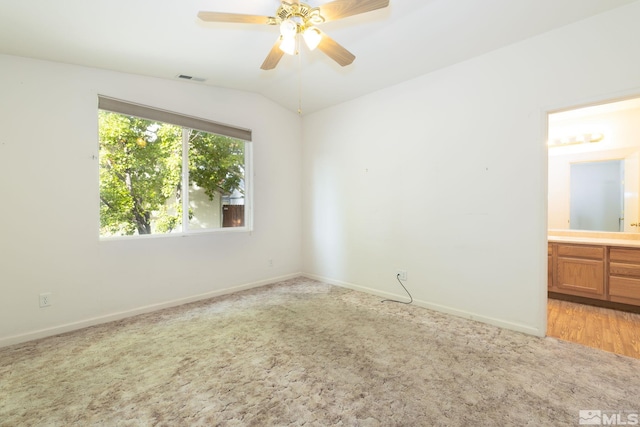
<box><xmin>270</xmin><ymin>2</ymin><xmax>325</xmax><ymax>33</ymax></box>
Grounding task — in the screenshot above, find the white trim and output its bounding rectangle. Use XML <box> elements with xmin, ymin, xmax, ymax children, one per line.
<box><xmin>303</xmin><ymin>273</ymin><xmax>544</xmax><ymax>337</ymax></box>
<box><xmin>540</xmin><ymin>107</ymin><xmax>550</xmax><ymax>337</ymax></box>
<box><xmin>99</xmin><ymin>226</ymin><xmax>252</xmax><ymax>241</ymax></box>
<box><xmin>244</xmin><ymin>141</ymin><xmax>254</xmax><ymax>230</ymax></box>
<box><xmin>0</xmin><ymin>273</ymin><xmax>301</xmax><ymax>349</ymax></box>
<box><xmin>543</xmin><ymin>87</ymin><xmax>640</xmax><ymax>116</ymax></box>
<box><xmin>182</xmin><ymin>127</ymin><xmax>190</xmax><ymax>229</ymax></box>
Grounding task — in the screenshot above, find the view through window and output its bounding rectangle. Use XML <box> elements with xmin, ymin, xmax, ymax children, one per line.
<box><xmin>98</xmin><ymin>106</ymin><xmax>250</xmax><ymax>237</ymax></box>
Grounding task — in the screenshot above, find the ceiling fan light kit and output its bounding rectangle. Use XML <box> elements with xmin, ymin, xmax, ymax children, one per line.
<box><xmin>302</xmin><ymin>27</ymin><xmax>322</xmax><ymax>51</ymax></box>
<box><xmin>279</xmin><ymin>35</ymin><xmax>297</xmax><ymax>55</ymax></box>
<box><xmin>279</xmin><ymin>19</ymin><xmax>299</xmax><ymax>38</ymax></box>
<box><xmin>197</xmin><ymin>0</ymin><xmax>390</xmax><ymax>70</ymax></box>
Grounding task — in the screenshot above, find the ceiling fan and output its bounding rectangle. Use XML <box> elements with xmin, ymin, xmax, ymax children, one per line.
<box><xmin>197</xmin><ymin>0</ymin><xmax>390</xmax><ymax>70</ymax></box>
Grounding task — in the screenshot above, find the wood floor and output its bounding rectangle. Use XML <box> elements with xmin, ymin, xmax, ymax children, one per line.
<box><xmin>547</xmin><ymin>298</ymin><xmax>640</xmax><ymax>359</ymax></box>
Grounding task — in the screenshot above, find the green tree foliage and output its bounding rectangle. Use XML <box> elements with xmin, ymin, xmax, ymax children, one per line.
<box><xmin>99</xmin><ymin>111</ymin><xmax>245</xmax><ymax>236</ymax></box>
<box><xmin>189</xmin><ymin>130</ymin><xmax>245</xmax><ymax>200</ymax></box>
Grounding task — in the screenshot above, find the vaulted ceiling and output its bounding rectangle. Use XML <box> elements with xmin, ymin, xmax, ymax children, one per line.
<box><xmin>0</xmin><ymin>0</ymin><xmax>636</xmax><ymax>114</ymax></box>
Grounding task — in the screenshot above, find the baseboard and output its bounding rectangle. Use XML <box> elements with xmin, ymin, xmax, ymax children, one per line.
<box><xmin>0</xmin><ymin>272</ymin><xmax>302</xmax><ymax>348</ymax></box>
<box><xmin>303</xmin><ymin>273</ymin><xmax>544</xmax><ymax>337</ymax></box>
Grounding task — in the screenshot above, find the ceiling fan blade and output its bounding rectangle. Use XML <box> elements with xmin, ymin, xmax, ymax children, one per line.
<box><xmin>261</xmin><ymin>38</ymin><xmax>285</xmax><ymax>70</ymax></box>
<box><xmin>316</xmin><ymin>30</ymin><xmax>355</xmax><ymax>67</ymax></box>
<box><xmin>319</xmin><ymin>0</ymin><xmax>389</xmax><ymax>22</ymax></box>
<box><xmin>197</xmin><ymin>11</ymin><xmax>273</xmax><ymax>25</ymax></box>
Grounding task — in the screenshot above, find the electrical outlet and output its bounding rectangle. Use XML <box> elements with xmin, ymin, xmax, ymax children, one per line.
<box><xmin>39</xmin><ymin>292</ymin><xmax>52</xmax><ymax>308</ymax></box>
<box><xmin>396</xmin><ymin>270</ymin><xmax>408</xmax><ymax>281</ymax></box>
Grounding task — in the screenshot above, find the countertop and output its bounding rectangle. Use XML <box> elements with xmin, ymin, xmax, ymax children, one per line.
<box><xmin>548</xmin><ymin>235</ymin><xmax>640</xmax><ymax>248</ymax></box>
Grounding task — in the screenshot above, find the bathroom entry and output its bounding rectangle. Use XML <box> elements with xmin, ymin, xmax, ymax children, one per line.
<box><xmin>547</xmin><ymin>95</ymin><xmax>640</xmax><ymax>358</ymax></box>
<box><xmin>569</xmin><ymin>159</ymin><xmax>624</xmax><ymax>231</ymax></box>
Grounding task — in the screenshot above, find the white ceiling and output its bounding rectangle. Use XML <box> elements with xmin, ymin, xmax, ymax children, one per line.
<box><xmin>0</xmin><ymin>0</ymin><xmax>636</xmax><ymax>115</ymax></box>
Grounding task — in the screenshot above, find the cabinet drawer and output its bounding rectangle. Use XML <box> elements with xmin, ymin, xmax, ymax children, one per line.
<box><xmin>609</xmin><ymin>276</ymin><xmax>640</xmax><ymax>304</ymax></box>
<box><xmin>557</xmin><ymin>244</ymin><xmax>604</xmax><ymax>260</ymax></box>
<box><xmin>610</xmin><ymin>247</ymin><xmax>640</xmax><ymax>264</ymax></box>
<box><xmin>610</xmin><ymin>262</ymin><xmax>640</xmax><ymax>278</ymax></box>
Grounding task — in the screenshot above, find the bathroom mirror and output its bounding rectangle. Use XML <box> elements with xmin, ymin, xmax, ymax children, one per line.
<box><xmin>548</xmin><ymin>96</ymin><xmax>640</xmax><ymax>234</ymax></box>
<box><xmin>569</xmin><ymin>159</ymin><xmax>623</xmax><ymax>232</ymax></box>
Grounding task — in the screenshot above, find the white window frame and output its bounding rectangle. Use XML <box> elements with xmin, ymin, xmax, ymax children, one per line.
<box><xmin>98</xmin><ymin>96</ymin><xmax>253</xmax><ymax>239</ymax></box>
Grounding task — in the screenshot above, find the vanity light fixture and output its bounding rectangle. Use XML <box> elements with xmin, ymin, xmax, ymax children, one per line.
<box><xmin>548</xmin><ymin>132</ymin><xmax>604</xmax><ymax>147</ymax></box>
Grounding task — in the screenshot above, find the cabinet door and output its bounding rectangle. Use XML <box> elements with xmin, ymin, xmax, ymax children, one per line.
<box><xmin>548</xmin><ymin>244</ymin><xmax>553</xmax><ymax>289</ymax></box>
<box><xmin>557</xmin><ymin>258</ymin><xmax>605</xmax><ymax>297</ymax></box>
<box><xmin>555</xmin><ymin>244</ymin><xmax>605</xmax><ymax>299</ymax></box>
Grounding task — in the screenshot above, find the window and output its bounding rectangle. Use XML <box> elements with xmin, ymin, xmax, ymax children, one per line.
<box><xmin>98</xmin><ymin>96</ymin><xmax>252</xmax><ymax>237</ymax></box>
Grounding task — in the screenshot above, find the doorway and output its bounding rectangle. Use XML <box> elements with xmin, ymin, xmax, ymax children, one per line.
<box><xmin>547</xmin><ymin>94</ymin><xmax>640</xmax><ymax>358</ymax></box>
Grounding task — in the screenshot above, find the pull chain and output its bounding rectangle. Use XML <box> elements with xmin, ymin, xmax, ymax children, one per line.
<box><xmin>297</xmin><ymin>35</ymin><xmax>303</xmax><ymax>115</ymax></box>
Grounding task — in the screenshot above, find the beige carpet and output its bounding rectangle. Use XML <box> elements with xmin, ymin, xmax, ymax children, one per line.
<box><xmin>1</xmin><ymin>277</ymin><xmax>639</xmax><ymax>426</ymax></box>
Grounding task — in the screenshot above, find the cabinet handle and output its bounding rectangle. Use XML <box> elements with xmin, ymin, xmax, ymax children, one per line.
<box><xmin>631</xmin><ymin>223</ymin><xmax>639</xmax><ymax>227</ymax></box>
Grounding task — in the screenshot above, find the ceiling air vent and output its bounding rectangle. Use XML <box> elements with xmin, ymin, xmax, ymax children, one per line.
<box><xmin>176</xmin><ymin>74</ymin><xmax>206</xmax><ymax>82</ymax></box>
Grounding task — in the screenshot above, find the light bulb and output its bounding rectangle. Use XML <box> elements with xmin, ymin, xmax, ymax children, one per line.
<box><xmin>280</xmin><ymin>19</ymin><xmax>297</xmax><ymax>38</ymax></box>
<box><xmin>279</xmin><ymin>36</ymin><xmax>296</xmax><ymax>55</ymax></box>
<box><xmin>303</xmin><ymin>27</ymin><xmax>322</xmax><ymax>51</ymax></box>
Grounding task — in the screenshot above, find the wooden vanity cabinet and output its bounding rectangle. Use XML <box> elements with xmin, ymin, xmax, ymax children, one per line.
<box><xmin>609</xmin><ymin>247</ymin><xmax>640</xmax><ymax>305</ymax></box>
<box><xmin>552</xmin><ymin>244</ymin><xmax>605</xmax><ymax>299</ymax></box>
<box><xmin>548</xmin><ymin>241</ymin><xmax>640</xmax><ymax>307</ymax></box>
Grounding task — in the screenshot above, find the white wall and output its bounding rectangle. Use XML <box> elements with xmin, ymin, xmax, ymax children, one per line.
<box><xmin>301</xmin><ymin>2</ymin><xmax>640</xmax><ymax>336</ymax></box>
<box><xmin>0</xmin><ymin>55</ymin><xmax>302</xmax><ymax>346</ymax></box>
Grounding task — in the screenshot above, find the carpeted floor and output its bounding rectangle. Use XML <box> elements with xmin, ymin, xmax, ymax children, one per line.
<box><xmin>1</xmin><ymin>277</ymin><xmax>639</xmax><ymax>426</ymax></box>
